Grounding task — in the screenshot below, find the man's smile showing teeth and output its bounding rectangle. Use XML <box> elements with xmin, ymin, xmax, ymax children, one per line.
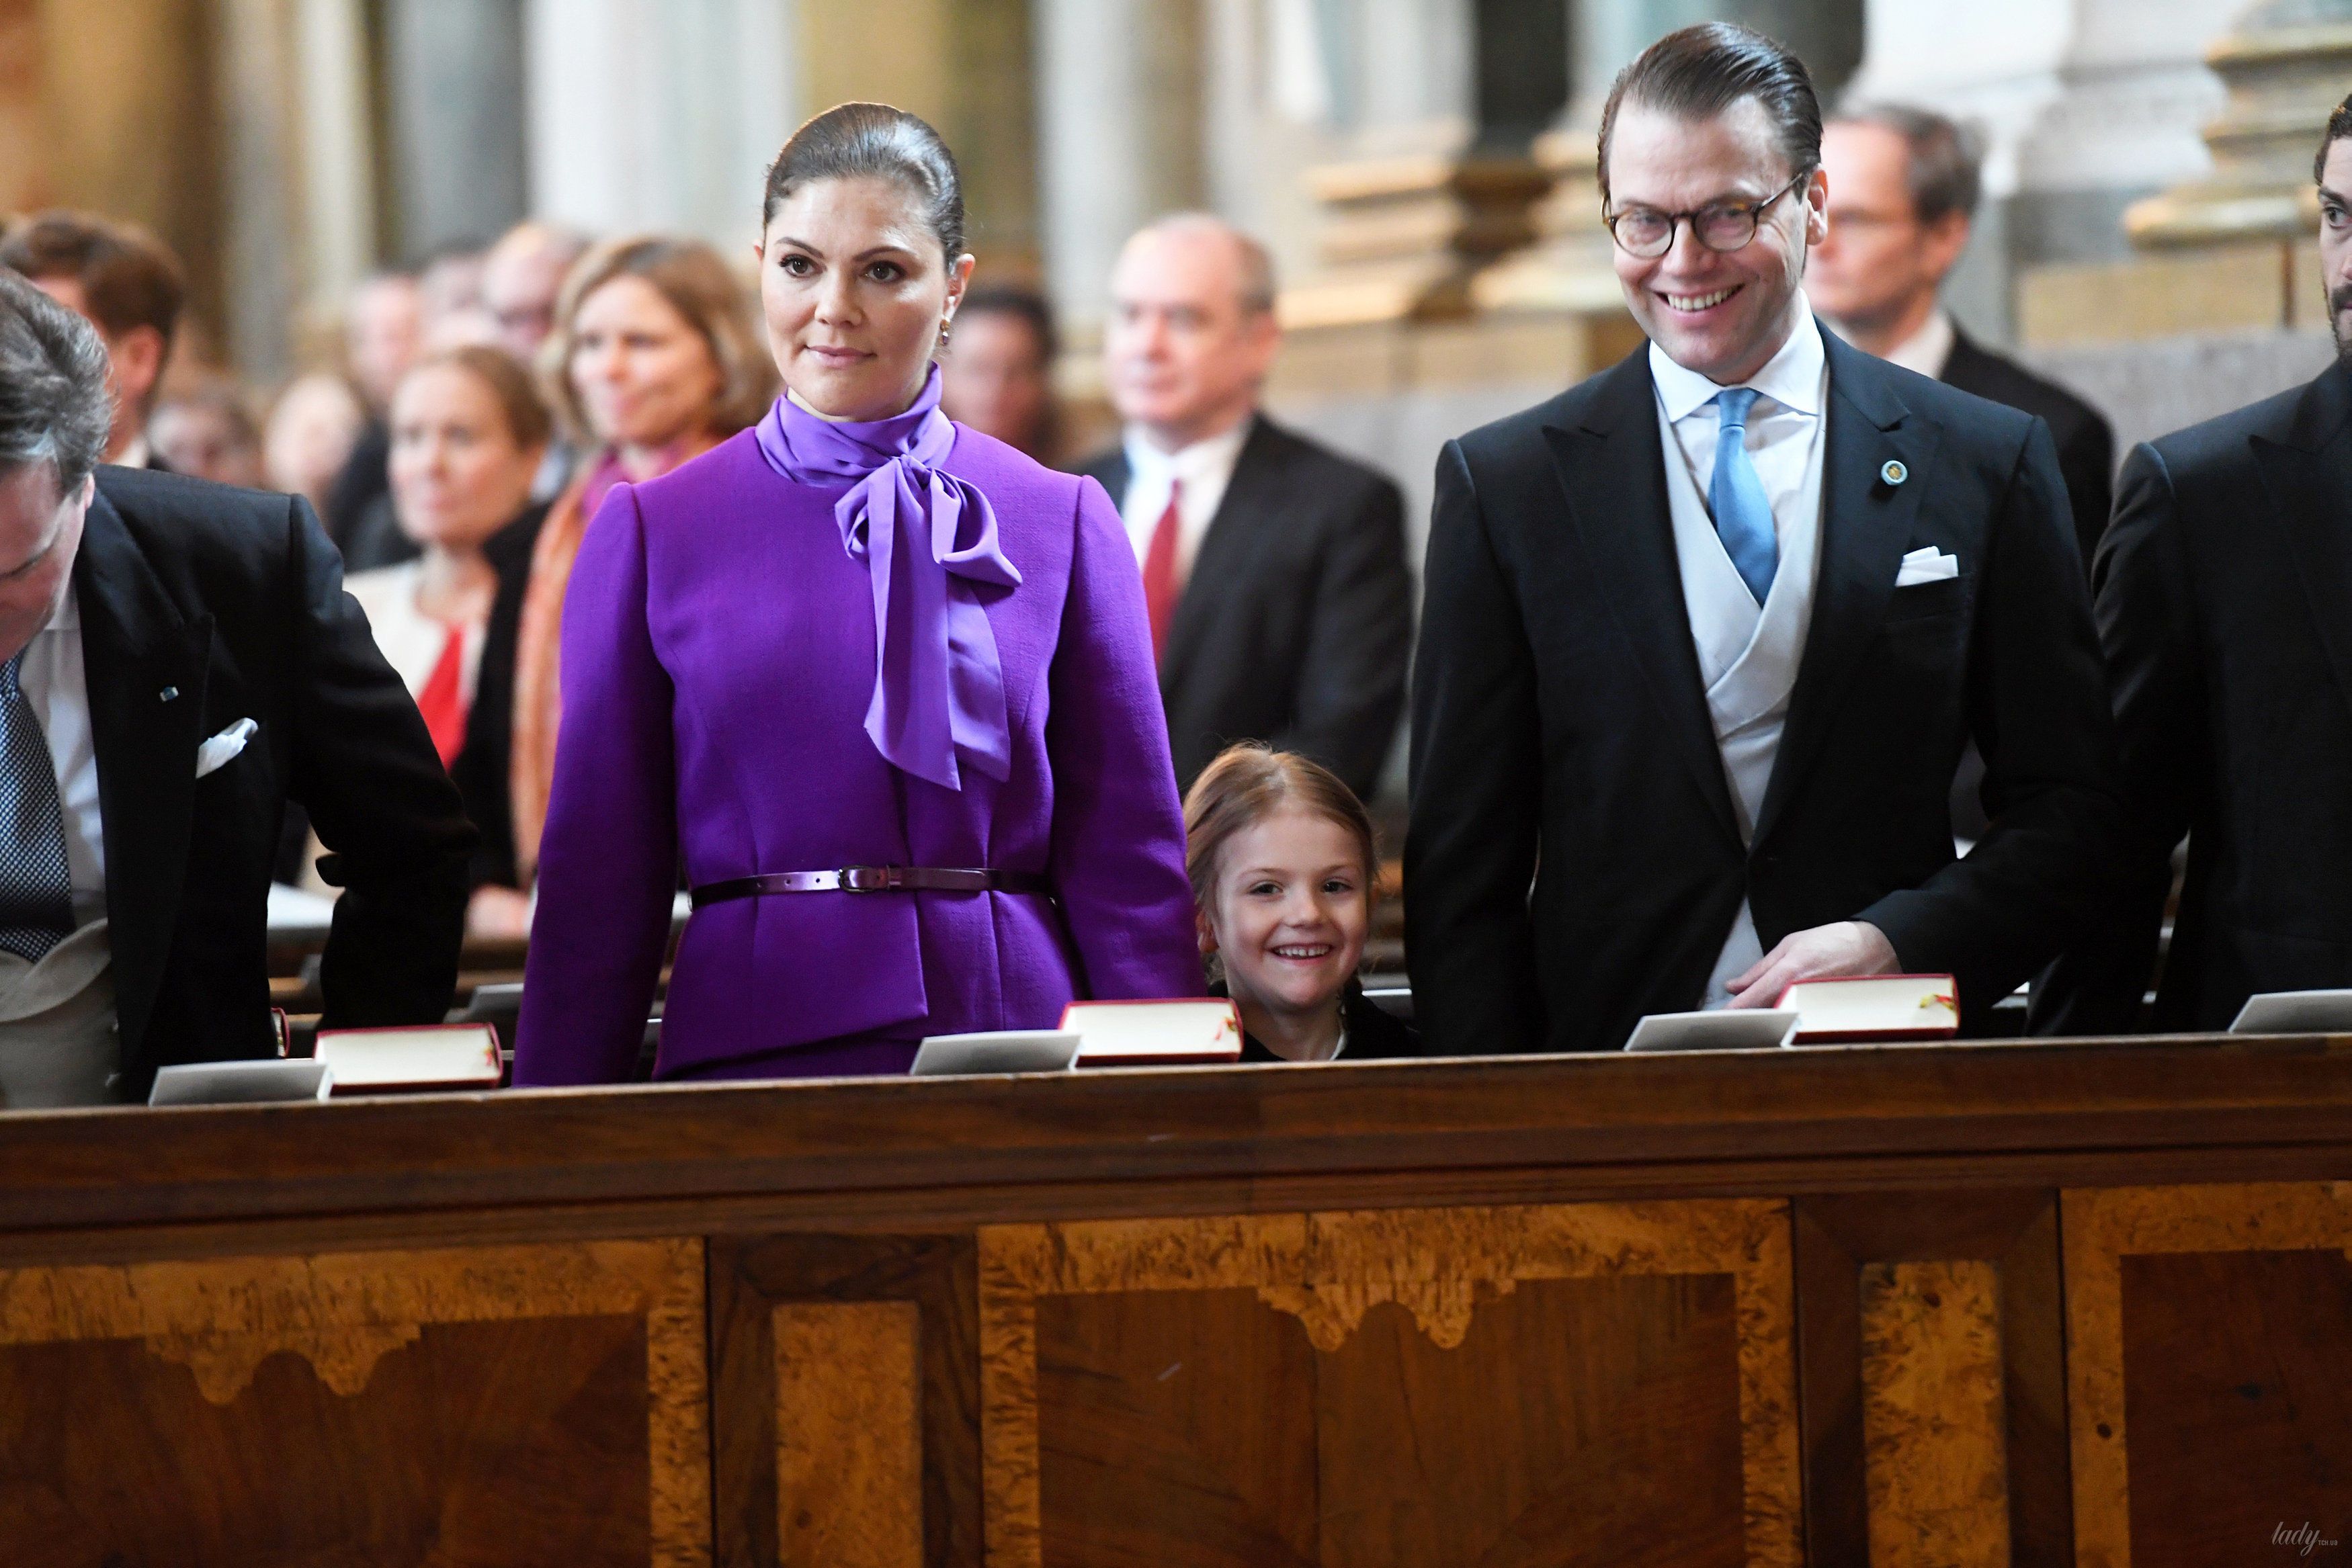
<box><xmin>1663</xmin><ymin>286</ymin><xmax>1738</xmax><ymax>312</ymax></box>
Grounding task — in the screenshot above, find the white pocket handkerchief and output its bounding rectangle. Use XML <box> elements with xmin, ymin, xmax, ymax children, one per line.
<box><xmin>1895</xmin><ymin>546</ymin><xmax>1960</xmax><ymax>587</ymax></box>
<box><xmin>195</xmin><ymin>717</ymin><xmax>259</xmax><ymax>779</ymax></box>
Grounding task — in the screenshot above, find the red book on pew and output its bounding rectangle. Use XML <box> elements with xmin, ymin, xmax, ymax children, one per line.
<box><xmin>1059</xmin><ymin>999</ymin><xmax>1243</xmax><ymax>1066</ymax></box>
<box><xmin>1775</xmin><ymin>974</ymin><xmax>1960</xmax><ymax>1043</ymax></box>
<box><xmin>312</xmin><ymin>1023</ymin><xmax>504</xmax><ymax>1095</ymax></box>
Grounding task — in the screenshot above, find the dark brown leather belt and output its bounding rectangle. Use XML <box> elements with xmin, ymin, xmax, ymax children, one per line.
<box><xmin>689</xmin><ymin>867</ymin><xmax>1054</xmax><ymax>909</ymax></box>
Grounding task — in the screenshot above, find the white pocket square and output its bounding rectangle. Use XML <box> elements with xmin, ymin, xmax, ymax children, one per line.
<box><xmin>195</xmin><ymin>718</ymin><xmax>258</xmax><ymax>779</ymax></box>
<box><xmin>1895</xmin><ymin>546</ymin><xmax>1960</xmax><ymax>586</ymax></box>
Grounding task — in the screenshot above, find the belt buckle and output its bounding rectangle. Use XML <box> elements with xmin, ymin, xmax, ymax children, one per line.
<box><xmin>839</xmin><ymin>865</ymin><xmax>900</xmax><ymax>893</ymax></box>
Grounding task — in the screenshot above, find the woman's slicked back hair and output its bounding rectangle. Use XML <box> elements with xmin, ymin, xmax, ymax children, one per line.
<box><xmin>762</xmin><ymin>102</ymin><xmax>966</xmax><ymax>261</ymax></box>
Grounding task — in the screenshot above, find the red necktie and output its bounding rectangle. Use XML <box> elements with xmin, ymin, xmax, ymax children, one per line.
<box><xmin>1140</xmin><ymin>478</ymin><xmax>1182</xmax><ymax>662</ymax></box>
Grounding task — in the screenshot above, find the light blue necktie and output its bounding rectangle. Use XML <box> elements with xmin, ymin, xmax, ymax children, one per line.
<box><xmin>1709</xmin><ymin>388</ymin><xmax>1779</xmax><ymax>605</ymax></box>
<box><xmin>0</xmin><ymin>651</ymin><xmax>72</xmax><ymax>962</ymax></box>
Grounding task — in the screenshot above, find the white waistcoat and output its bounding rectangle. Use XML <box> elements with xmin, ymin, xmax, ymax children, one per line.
<box><xmin>1658</xmin><ymin>413</ymin><xmax>1827</xmax><ymax>1007</ymax></box>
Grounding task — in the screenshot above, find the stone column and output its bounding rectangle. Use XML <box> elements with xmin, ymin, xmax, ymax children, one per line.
<box><xmin>1847</xmin><ymin>0</ymin><xmax>2236</xmax><ymax>340</ymax></box>
<box><xmin>524</xmin><ymin>0</ymin><xmax>798</xmax><ymax>253</ymax></box>
<box><xmin>1035</xmin><ymin>0</ymin><xmax>1208</xmax><ymax>320</ymax></box>
<box><xmin>378</xmin><ymin>0</ymin><xmax>529</xmax><ymax>258</ymax></box>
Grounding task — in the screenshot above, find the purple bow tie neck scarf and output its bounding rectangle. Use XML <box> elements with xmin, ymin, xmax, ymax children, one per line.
<box><xmin>756</xmin><ymin>365</ymin><xmax>1022</xmax><ymax>791</ymax></box>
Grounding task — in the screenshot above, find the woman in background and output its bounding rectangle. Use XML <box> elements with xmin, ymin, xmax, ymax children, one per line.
<box><xmin>514</xmin><ymin>103</ymin><xmax>1197</xmax><ymax>1085</ymax></box>
<box><xmin>263</xmin><ymin>371</ymin><xmax>366</xmax><ymax>520</ymax></box>
<box><xmin>346</xmin><ymin>349</ymin><xmax>548</xmax><ymax>859</ymax></box>
<box><xmin>504</xmin><ymin>236</ymin><xmax>774</xmax><ymax>904</ymax></box>
<box><xmin>1185</xmin><ymin>744</ymin><xmax>1418</xmax><ymax>1063</ymax></box>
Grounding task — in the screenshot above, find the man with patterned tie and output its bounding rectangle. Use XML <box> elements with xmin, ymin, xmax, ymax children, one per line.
<box><xmin>0</xmin><ymin>268</ymin><xmax>472</xmax><ymax>1103</ymax></box>
<box><xmin>1406</xmin><ymin>23</ymin><xmax>2124</xmax><ymax>1056</ymax></box>
<box><xmin>1075</xmin><ymin>214</ymin><xmax>1413</xmax><ymax>799</ymax></box>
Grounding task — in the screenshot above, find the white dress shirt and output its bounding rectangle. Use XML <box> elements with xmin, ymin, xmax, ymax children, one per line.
<box><xmin>14</xmin><ymin>589</ymin><xmax>106</xmax><ymax>929</ymax></box>
<box><xmin>1117</xmin><ymin>420</ymin><xmax>1252</xmax><ymax>586</ymax></box>
<box><xmin>1650</xmin><ymin>300</ymin><xmax>1831</xmax><ymax>1007</ymax></box>
<box><xmin>1876</xmin><ymin>306</ymin><xmax>1956</xmax><ymax>380</ymax></box>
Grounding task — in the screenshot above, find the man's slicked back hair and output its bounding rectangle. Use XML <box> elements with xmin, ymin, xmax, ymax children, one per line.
<box><xmin>1598</xmin><ymin>21</ymin><xmax>1824</xmax><ymax>206</ymax></box>
<box><xmin>0</xmin><ymin>269</ymin><xmax>113</xmax><ymax>495</ymax></box>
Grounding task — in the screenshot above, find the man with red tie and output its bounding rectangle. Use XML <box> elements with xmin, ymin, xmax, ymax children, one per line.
<box><xmin>1075</xmin><ymin>214</ymin><xmax>1412</xmax><ymax>798</ymax></box>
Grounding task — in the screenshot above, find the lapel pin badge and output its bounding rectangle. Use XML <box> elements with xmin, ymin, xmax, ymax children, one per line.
<box><xmin>1880</xmin><ymin>459</ymin><xmax>1908</xmax><ymax>486</ymax></box>
<box><xmin>159</xmin><ymin>686</ymin><xmax>179</xmax><ymax>703</ymax></box>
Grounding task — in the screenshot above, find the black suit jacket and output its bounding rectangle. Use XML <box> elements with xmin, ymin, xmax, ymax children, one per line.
<box><xmin>1406</xmin><ymin>332</ymin><xmax>2122</xmax><ymax>1056</ymax></box>
<box><xmin>2038</xmin><ymin>363</ymin><xmax>2352</xmax><ymax>1033</ymax></box>
<box><xmin>1076</xmin><ymin>415</ymin><xmax>1413</xmax><ymax>797</ymax></box>
<box><xmin>450</xmin><ymin>503</ymin><xmax>546</xmax><ymax>891</ymax></box>
<box><xmin>1941</xmin><ymin>328</ymin><xmax>2114</xmax><ymax>570</ymax></box>
<box><xmin>84</xmin><ymin>468</ymin><xmax>474</xmax><ymax>1090</ymax></box>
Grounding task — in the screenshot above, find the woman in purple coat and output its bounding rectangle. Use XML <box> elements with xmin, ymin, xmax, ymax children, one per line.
<box><xmin>513</xmin><ymin>104</ymin><xmax>1202</xmax><ymax>1084</ymax></box>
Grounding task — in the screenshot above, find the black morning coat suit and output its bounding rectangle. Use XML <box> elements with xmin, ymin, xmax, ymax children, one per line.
<box><xmin>2036</xmin><ymin>361</ymin><xmax>2352</xmax><ymax>1034</ymax></box>
<box><xmin>1406</xmin><ymin>330</ymin><xmax>2124</xmax><ymax>1057</ymax></box>
<box><xmin>1941</xmin><ymin>326</ymin><xmax>2115</xmax><ymax>572</ymax></box>
<box><xmin>1935</xmin><ymin>330</ymin><xmax>2116</xmax><ymax>841</ymax></box>
<box><xmin>85</xmin><ymin>467</ymin><xmax>474</xmax><ymax>1092</ymax></box>
<box><xmin>1076</xmin><ymin>415</ymin><xmax>1414</xmax><ymax>798</ymax></box>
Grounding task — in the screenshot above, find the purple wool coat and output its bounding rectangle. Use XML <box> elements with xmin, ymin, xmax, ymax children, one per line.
<box><xmin>511</xmin><ymin>424</ymin><xmax>1202</xmax><ymax>1084</ymax></box>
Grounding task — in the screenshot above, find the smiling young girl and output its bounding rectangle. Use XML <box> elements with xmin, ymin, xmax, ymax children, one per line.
<box><xmin>1185</xmin><ymin>744</ymin><xmax>1419</xmax><ymax>1063</ymax></box>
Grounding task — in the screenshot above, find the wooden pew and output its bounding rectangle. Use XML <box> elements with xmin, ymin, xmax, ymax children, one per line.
<box><xmin>0</xmin><ymin>1033</ymin><xmax>2347</xmax><ymax>1563</ymax></box>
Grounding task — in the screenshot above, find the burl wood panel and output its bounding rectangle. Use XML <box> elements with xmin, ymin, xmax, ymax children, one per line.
<box><xmin>0</xmin><ymin>1237</ymin><xmax>710</xmax><ymax>1564</ymax></box>
<box><xmin>1859</xmin><ymin>1260</ymin><xmax>2011</xmax><ymax>1568</ymax></box>
<box><xmin>775</xmin><ymin>1301</ymin><xmax>924</xmax><ymax>1568</ymax></box>
<box><xmin>709</xmin><ymin>1233</ymin><xmax>980</xmax><ymax>1568</ymax></box>
<box><xmin>979</xmin><ymin>1199</ymin><xmax>1799</xmax><ymax>1568</ymax></box>
<box><xmin>1793</xmin><ymin>1191</ymin><xmax>2070</xmax><ymax>1568</ymax></box>
<box><xmin>2066</xmin><ymin>1182</ymin><xmax>2352</xmax><ymax>1568</ymax></box>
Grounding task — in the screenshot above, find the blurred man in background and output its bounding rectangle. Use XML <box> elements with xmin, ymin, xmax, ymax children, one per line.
<box><xmin>0</xmin><ymin>212</ymin><xmax>185</xmax><ymax>472</ymax></box>
<box><xmin>941</xmin><ymin>284</ymin><xmax>1061</xmax><ymax>462</ymax></box>
<box><xmin>1077</xmin><ymin>214</ymin><xmax>1411</xmax><ymax>799</ymax></box>
<box><xmin>480</xmin><ymin>220</ymin><xmax>588</xmax><ymax>365</ymax></box>
<box><xmin>326</xmin><ymin>269</ymin><xmax>425</xmax><ymax>568</ymax></box>
<box><xmin>146</xmin><ymin>382</ymin><xmax>265</xmax><ymax>489</ymax></box>
<box><xmin>480</xmin><ymin>220</ymin><xmax>589</xmax><ymax>500</ymax></box>
<box><xmin>1810</xmin><ymin>103</ymin><xmax>2113</xmax><ymax>570</ymax></box>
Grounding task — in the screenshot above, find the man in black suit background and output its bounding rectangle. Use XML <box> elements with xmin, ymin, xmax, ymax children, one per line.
<box><xmin>0</xmin><ymin>212</ymin><xmax>186</xmax><ymax>473</ymax></box>
<box><xmin>2038</xmin><ymin>97</ymin><xmax>2352</xmax><ymax>1034</ymax></box>
<box><xmin>1809</xmin><ymin>103</ymin><xmax>2115</xmax><ymax>570</ymax></box>
<box><xmin>0</xmin><ymin>269</ymin><xmax>472</xmax><ymax>1102</ymax></box>
<box><xmin>1407</xmin><ymin>23</ymin><xmax>2122</xmax><ymax>1057</ymax></box>
<box><xmin>1076</xmin><ymin>214</ymin><xmax>1413</xmax><ymax>799</ymax></box>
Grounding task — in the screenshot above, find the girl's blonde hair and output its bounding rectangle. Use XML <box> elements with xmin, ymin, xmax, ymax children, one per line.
<box><xmin>1181</xmin><ymin>743</ymin><xmax>1379</xmax><ymax>909</ymax></box>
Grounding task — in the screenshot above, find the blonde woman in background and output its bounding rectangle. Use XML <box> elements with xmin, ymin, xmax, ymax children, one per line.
<box><xmin>503</xmin><ymin>236</ymin><xmax>775</xmax><ymax>912</ymax></box>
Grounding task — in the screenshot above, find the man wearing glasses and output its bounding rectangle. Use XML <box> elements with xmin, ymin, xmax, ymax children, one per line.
<box><xmin>1406</xmin><ymin>22</ymin><xmax>2122</xmax><ymax>1056</ymax></box>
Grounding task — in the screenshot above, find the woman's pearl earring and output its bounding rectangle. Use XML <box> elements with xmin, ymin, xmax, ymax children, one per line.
<box><xmin>939</xmin><ymin>316</ymin><xmax>954</xmax><ymax>350</ymax></box>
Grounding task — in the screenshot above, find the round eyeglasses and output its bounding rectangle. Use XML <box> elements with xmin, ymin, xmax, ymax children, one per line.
<box><xmin>1603</xmin><ymin>171</ymin><xmax>1811</xmax><ymax>259</ymax></box>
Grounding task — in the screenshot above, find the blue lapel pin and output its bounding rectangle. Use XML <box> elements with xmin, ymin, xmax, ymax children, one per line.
<box><xmin>1880</xmin><ymin>459</ymin><xmax>1908</xmax><ymax>486</ymax></box>
<box><xmin>159</xmin><ymin>686</ymin><xmax>179</xmax><ymax>703</ymax></box>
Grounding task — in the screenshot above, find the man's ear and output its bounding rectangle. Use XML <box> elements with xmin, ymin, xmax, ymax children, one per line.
<box><xmin>1803</xmin><ymin>166</ymin><xmax>1831</xmax><ymax>247</ymax></box>
<box><xmin>1922</xmin><ymin>211</ymin><xmax>1973</xmax><ymax>285</ymax></box>
<box><xmin>108</xmin><ymin>324</ymin><xmax>168</xmax><ymax>412</ymax></box>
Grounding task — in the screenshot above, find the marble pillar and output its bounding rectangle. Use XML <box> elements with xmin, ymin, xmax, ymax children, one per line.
<box><xmin>524</xmin><ymin>0</ymin><xmax>798</xmax><ymax>254</ymax></box>
<box><xmin>2126</xmin><ymin>0</ymin><xmax>2352</xmax><ymax>247</ymax></box>
<box><xmin>1847</xmin><ymin>0</ymin><xmax>2236</xmax><ymax>338</ymax></box>
<box><xmin>378</xmin><ymin>0</ymin><xmax>529</xmax><ymax>259</ymax></box>
<box><xmin>1036</xmin><ymin>0</ymin><xmax>1208</xmax><ymax>320</ymax></box>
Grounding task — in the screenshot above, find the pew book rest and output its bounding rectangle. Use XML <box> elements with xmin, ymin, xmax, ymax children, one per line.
<box><xmin>5</xmin><ymin>1031</ymin><xmax>2352</xmax><ymax>1564</ymax></box>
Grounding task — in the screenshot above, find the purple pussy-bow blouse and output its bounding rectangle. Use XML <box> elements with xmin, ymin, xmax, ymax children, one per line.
<box><xmin>756</xmin><ymin>365</ymin><xmax>1021</xmax><ymax>790</ymax></box>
